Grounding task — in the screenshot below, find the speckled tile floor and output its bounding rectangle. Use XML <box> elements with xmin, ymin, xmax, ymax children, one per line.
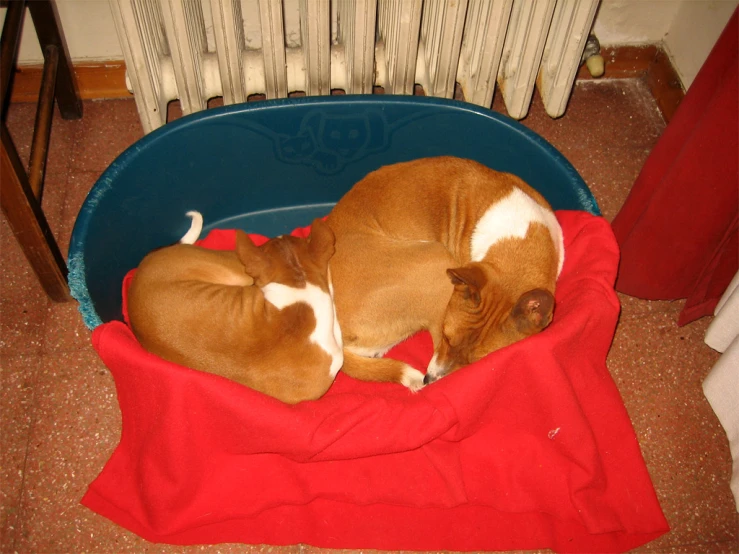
<box><xmin>1</xmin><ymin>79</ymin><xmax>737</xmax><ymax>554</ymax></box>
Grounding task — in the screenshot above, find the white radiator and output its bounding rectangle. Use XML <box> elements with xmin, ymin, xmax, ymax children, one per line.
<box><xmin>111</xmin><ymin>0</ymin><xmax>600</xmax><ymax>134</ymax></box>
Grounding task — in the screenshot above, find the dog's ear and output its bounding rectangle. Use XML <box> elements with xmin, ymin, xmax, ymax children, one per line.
<box><xmin>308</xmin><ymin>218</ymin><xmax>336</xmax><ymax>268</ymax></box>
<box><xmin>447</xmin><ymin>265</ymin><xmax>486</xmax><ymax>308</ymax></box>
<box><xmin>235</xmin><ymin>230</ymin><xmax>272</xmax><ymax>284</ymax></box>
<box><xmin>511</xmin><ymin>288</ymin><xmax>554</xmax><ymax>335</ymax></box>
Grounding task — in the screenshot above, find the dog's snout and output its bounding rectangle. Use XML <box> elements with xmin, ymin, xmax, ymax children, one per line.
<box><xmin>425</xmin><ymin>353</ymin><xmax>447</xmax><ymax>385</ymax></box>
<box><xmin>423</xmin><ymin>373</ymin><xmax>439</xmax><ymax>385</ymax></box>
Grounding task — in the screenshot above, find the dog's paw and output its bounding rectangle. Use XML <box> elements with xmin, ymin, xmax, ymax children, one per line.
<box><xmin>400</xmin><ymin>366</ymin><xmax>425</xmax><ymax>393</ymax></box>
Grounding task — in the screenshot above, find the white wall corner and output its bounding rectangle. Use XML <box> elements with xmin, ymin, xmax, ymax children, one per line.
<box><xmin>591</xmin><ymin>0</ymin><xmax>680</xmax><ymax>46</ymax></box>
<box><xmin>592</xmin><ymin>0</ymin><xmax>738</xmax><ymax>91</ymax></box>
<box><xmin>0</xmin><ymin>0</ymin><xmax>123</xmax><ymax>64</ymax></box>
<box><xmin>663</xmin><ymin>0</ymin><xmax>738</xmax><ymax>90</ymax></box>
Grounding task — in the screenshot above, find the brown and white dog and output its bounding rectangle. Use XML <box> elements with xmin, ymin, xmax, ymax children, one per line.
<box><xmin>327</xmin><ymin>156</ymin><xmax>564</xmax><ymax>390</ymax></box>
<box><xmin>127</xmin><ymin>212</ymin><xmax>343</xmax><ymax>404</ymax></box>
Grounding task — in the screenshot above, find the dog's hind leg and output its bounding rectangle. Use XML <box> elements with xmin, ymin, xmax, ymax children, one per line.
<box><xmin>340</xmin><ymin>350</ymin><xmax>425</xmax><ymax>392</ymax></box>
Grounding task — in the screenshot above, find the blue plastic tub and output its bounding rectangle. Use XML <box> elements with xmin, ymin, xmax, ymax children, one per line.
<box><xmin>69</xmin><ymin>95</ymin><xmax>599</xmax><ymax>330</ymax></box>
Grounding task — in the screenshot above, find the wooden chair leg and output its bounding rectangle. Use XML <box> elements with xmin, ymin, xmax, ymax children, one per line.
<box><xmin>1</xmin><ymin>123</ymin><xmax>70</xmax><ymax>302</ymax></box>
<box><xmin>0</xmin><ymin>0</ymin><xmax>82</xmax><ymax>303</ymax></box>
<box><xmin>0</xmin><ymin>0</ymin><xmax>25</xmax><ymax>115</ymax></box>
<box><xmin>27</xmin><ymin>0</ymin><xmax>82</xmax><ymax>120</ymax></box>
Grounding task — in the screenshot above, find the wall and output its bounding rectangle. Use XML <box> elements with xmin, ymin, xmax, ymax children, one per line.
<box><xmin>663</xmin><ymin>0</ymin><xmax>738</xmax><ymax>87</ymax></box>
<box><xmin>1</xmin><ymin>0</ymin><xmax>737</xmax><ymax>90</ymax></box>
<box><xmin>0</xmin><ymin>0</ymin><xmax>121</xmax><ymax>62</ymax></box>
<box><xmin>592</xmin><ymin>0</ymin><xmax>737</xmax><ymax>88</ymax></box>
<box><xmin>592</xmin><ymin>0</ymin><xmax>680</xmax><ymax>44</ymax></box>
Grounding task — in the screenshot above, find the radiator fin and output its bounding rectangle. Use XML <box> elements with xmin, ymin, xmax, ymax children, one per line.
<box><xmin>300</xmin><ymin>0</ymin><xmax>331</xmax><ymax>95</ymax></box>
<box><xmin>538</xmin><ymin>0</ymin><xmax>599</xmax><ymax>118</ymax></box>
<box><xmin>135</xmin><ymin>0</ymin><xmax>168</xmax><ymax>99</ymax></box>
<box><xmin>376</xmin><ymin>0</ymin><xmax>423</xmax><ymax>94</ymax></box>
<box><xmin>336</xmin><ymin>0</ymin><xmax>376</xmax><ymax>94</ymax></box>
<box><xmin>457</xmin><ymin>0</ymin><xmax>513</xmax><ymax>108</ymax></box>
<box><xmin>418</xmin><ymin>0</ymin><xmax>468</xmax><ymax>98</ymax></box>
<box><xmin>110</xmin><ymin>0</ymin><xmax>171</xmax><ymax>133</ymax></box>
<box><xmin>210</xmin><ymin>0</ymin><xmax>247</xmax><ymax>104</ymax></box>
<box><xmin>159</xmin><ymin>0</ymin><xmax>209</xmax><ymax>113</ymax></box>
<box><xmin>497</xmin><ymin>0</ymin><xmax>557</xmax><ymax>120</ymax></box>
<box><xmin>258</xmin><ymin>0</ymin><xmax>288</xmax><ymax>99</ymax></box>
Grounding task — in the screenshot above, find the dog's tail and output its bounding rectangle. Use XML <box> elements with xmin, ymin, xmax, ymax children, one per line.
<box><xmin>179</xmin><ymin>211</ymin><xmax>204</xmax><ymax>244</ymax></box>
<box><xmin>340</xmin><ymin>350</ymin><xmax>425</xmax><ymax>392</ymax></box>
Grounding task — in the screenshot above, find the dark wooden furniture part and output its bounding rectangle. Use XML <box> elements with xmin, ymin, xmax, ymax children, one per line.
<box><xmin>1</xmin><ymin>0</ymin><xmax>83</xmax><ymax>302</ymax></box>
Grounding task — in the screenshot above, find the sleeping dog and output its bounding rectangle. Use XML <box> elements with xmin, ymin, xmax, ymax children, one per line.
<box><xmin>127</xmin><ymin>212</ymin><xmax>343</xmax><ymax>404</ymax></box>
<box><xmin>327</xmin><ymin>156</ymin><xmax>564</xmax><ymax>390</ymax></box>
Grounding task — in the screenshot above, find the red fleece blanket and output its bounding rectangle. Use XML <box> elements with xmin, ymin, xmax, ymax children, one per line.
<box><xmin>82</xmin><ymin>211</ymin><xmax>668</xmax><ymax>553</ymax></box>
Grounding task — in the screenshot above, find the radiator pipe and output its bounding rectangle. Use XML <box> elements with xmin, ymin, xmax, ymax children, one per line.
<box><xmin>581</xmin><ymin>35</ymin><xmax>605</xmax><ymax>78</ymax></box>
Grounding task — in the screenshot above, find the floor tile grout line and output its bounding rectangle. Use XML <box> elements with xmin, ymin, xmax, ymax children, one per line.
<box><xmin>659</xmin><ymin>537</ymin><xmax>739</xmax><ymax>552</ymax></box>
<box><xmin>39</xmin><ymin>108</ymin><xmax>90</xmax><ymax>356</ymax></box>
<box><xmin>4</xmin><ymin>350</ymin><xmax>47</xmax><ymax>554</ymax></box>
<box><xmin>58</xmin><ymin>102</ymin><xmax>86</xmax><ymax>178</ymax></box>
<box><xmin>4</xmin><ymin>104</ymin><xmax>84</xmax><ymax>554</ymax></box>
<box><xmin>36</xmin><ymin>105</ymin><xmax>79</xmax><ymax>220</ymax></box>
<box><xmin>615</xmin><ymin>304</ymin><xmax>697</xmax><ymax>328</ymax></box>
<box><xmin>48</xmin><ymin>105</ymin><xmax>83</xmax><ymax>251</ymax></box>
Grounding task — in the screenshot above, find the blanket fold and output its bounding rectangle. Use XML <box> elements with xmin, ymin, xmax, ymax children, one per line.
<box><xmin>82</xmin><ymin>211</ymin><xmax>668</xmax><ymax>553</ymax></box>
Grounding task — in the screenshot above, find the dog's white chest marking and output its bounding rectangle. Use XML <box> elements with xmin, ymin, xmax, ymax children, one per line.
<box><xmin>470</xmin><ymin>187</ymin><xmax>564</xmax><ymax>276</ymax></box>
<box><xmin>261</xmin><ymin>281</ymin><xmax>344</xmax><ymax>377</ymax></box>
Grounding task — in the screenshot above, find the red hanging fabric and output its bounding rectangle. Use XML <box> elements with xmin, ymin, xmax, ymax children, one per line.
<box><xmin>612</xmin><ymin>8</ymin><xmax>739</xmax><ymax>326</ymax></box>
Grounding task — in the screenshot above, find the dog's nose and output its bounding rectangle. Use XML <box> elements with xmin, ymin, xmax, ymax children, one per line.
<box><xmin>423</xmin><ymin>373</ymin><xmax>431</xmax><ymax>385</ymax></box>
